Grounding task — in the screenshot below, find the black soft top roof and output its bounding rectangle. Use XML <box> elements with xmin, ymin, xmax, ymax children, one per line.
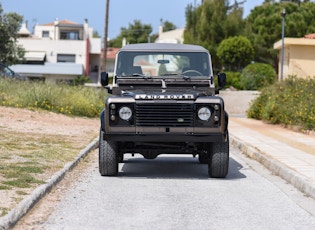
<box><xmin>119</xmin><ymin>43</ymin><xmax>209</xmax><ymax>53</ymax></box>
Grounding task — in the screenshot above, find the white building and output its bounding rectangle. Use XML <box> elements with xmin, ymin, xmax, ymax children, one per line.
<box><xmin>11</xmin><ymin>19</ymin><xmax>101</xmax><ymax>83</ymax></box>
<box><xmin>154</xmin><ymin>25</ymin><xmax>184</xmax><ymax>44</ymax></box>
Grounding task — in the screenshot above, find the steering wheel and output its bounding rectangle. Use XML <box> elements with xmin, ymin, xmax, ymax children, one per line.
<box><xmin>182</xmin><ymin>69</ymin><xmax>203</xmax><ymax>76</ymax></box>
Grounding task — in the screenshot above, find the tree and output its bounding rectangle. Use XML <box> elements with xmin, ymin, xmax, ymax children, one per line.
<box><xmin>109</xmin><ymin>20</ymin><xmax>152</xmax><ymax>47</ymax></box>
<box><xmin>163</xmin><ymin>20</ymin><xmax>177</xmax><ymax>32</ymax></box>
<box><xmin>0</xmin><ymin>4</ymin><xmax>25</xmax><ymax>65</ymax></box>
<box><xmin>184</xmin><ymin>0</ymin><xmax>244</xmax><ymax>71</ymax></box>
<box><xmin>183</xmin><ymin>4</ymin><xmax>199</xmax><ymax>45</ymax></box>
<box><xmin>225</xmin><ymin>3</ymin><xmax>244</xmax><ymax>37</ymax></box>
<box><xmin>217</xmin><ymin>36</ymin><xmax>254</xmax><ymax>71</ymax></box>
<box><xmin>244</xmin><ymin>1</ymin><xmax>315</xmax><ymax>67</ymax></box>
<box><xmin>93</xmin><ymin>31</ymin><xmax>101</xmax><ymax>38</ymax></box>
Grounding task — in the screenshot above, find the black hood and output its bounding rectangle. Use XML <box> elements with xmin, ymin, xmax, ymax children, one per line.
<box><xmin>113</xmin><ymin>77</ymin><xmax>215</xmax><ymax>96</ymax></box>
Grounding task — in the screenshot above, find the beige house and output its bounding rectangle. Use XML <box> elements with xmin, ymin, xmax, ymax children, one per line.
<box><xmin>274</xmin><ymin>35</ymin><xmax>315</xmax><ymax>80</ymax></box>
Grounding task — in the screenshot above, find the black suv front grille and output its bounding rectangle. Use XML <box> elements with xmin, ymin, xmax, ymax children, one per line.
<box><xmin>135</xmin><ymin>103</ymin><xmax>194</xmax><ymax>127</ymax></box>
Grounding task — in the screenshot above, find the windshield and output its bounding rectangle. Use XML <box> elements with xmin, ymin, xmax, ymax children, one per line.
<box><xmin>115</xmin><ymin>51</ymin><xmax>211</xmax><ymax>78</ymax></box>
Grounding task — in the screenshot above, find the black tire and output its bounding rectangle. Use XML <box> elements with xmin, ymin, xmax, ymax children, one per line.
<box><xmin>208</xmin><ymin>133</ymin><xmax>229</xmax><ymax>178</ymax></box>
<box><xmin>99</xmin><ymin>130</ymin><xmax>118</xmax><ymax>176</ymax></box>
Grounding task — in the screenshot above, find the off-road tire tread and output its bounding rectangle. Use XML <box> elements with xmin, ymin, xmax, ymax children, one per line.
<box><xmin>208</xmin><ymin>134</ymin><xmax>229</xmax><ymax>178</ymax></box>
<box><xmin>99</xmin><ymin>130</ymin><xmax>118</xmax><ymax>176</ymax></box>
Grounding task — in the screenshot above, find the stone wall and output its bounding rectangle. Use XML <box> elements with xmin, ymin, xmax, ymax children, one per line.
<box><xmin>219</xmin><ymin>91</ymin><xmax>260</xmax><ymax>117</ymax></box>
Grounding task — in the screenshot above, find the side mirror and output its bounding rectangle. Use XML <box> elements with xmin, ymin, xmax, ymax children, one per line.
<box><xmin>100</xmin><ymin>72</ymin><xmax>109</xmax><ymax>86</ymax></box>
<box><xmin>218</xmin><ymin>72</ymin><xmax>226</xmax><ymax>88</ymax></box>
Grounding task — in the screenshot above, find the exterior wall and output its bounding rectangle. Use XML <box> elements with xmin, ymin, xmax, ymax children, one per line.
<box><xmin>277</xmin><ymin>45</ymin><xmax>290</xmax><ymax>81</ymax></box>
<box><xmin>107</xmin><ymin>59</ymin><xmax>115</xmax><ymax>74</ymax></box>
<box><xmin>89</xmin><ymin>38</ymin><xmax>101</xmax><ymax>54</ymax></box>
<box><xmin>288</xmin><ymin>45</ymin><xmax>315</xmax><ymax>78</ymax></box>
<box><xmin>274</xmin><ymin>38</ymin><xmax>315</xmax><ymax>80</ymax></box>
<box><xmin>220</xmin><ymin>91</ymin><xmax>260</xmax><ymax>116</ymax></box>
<box><xmin>155</xmin><ymin>28</ymin><xmax>184</xmax><ymax>44</ymax></box>
<box><xmin>18</xmin><ymin>39</ymin><xmax>87</xmax><ymax>67</ymax></box>
<box><xmin>34</xmin><ymin>25</ymin><xmax>56</xmax><ymax>40</ymax></box>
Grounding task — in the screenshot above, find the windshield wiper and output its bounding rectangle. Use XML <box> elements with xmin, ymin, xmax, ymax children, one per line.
<box><xmin>160</xmin><ymin>73</ymin><xmax>191</xmax><ymax>80</ymax></box>
<box><xmin>132</xmin><ymin>73</ymin><xmax>144</xmax><ymax>76</ymax></box>
<box><xmin>160</xmin><ymin>73</ymin><xmax>180</xmax><ymax>76</ymax></box>
<box><xmin>117</xmin><ymin>74</ymin><xmax>153</xmax><ymax>80</ymax></box>
<box><xmin>142</xmin><ymin>75</ymin><xmax>152</xmax><ymax>79</ymax></box>
<box><xmin>182</xmin><ymin>75</ymin><xmax>191</xmax><ymax>80</ymax></box>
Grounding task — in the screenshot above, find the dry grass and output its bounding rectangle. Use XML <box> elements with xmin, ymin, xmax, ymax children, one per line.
<box><xmin>0</xmin><ymin>106</ymin><xmax>99</xmax><ymax>217</ymax></box>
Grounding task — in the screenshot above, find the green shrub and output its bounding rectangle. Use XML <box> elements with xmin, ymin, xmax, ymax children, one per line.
<box><xmin>73</xmin><ymin>76</ymin><xmax>92</xmax><ymax>86</ymax></box>
<box><xmin>241</xmin><ymin>63</ymin><xmax>276</xmax><ymax>90</ymax></box>
<box><xmin>247</xmin><ymin>76</ymin><xmax>315</xmax><ymax>131</ymax></box>
<box><xmin>0</xmin><ymin>78</ymin><xmax>107</xmax><ymax>117</ymax></box>
<box><xmin>225</xmin><ymin>71</ymin><xmax>243</xmax><ymax>90</ymax></box>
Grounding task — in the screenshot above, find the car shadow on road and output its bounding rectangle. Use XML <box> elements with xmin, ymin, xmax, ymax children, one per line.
<box><xmin>119</xmin><ymin>155</ymin><xmax>246</xmax><ymax>180</ymax></box>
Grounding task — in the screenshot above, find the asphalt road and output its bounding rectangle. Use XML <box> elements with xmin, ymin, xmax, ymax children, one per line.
<box><xmin>25</xmin><ymin>146</ymin><xmax>315</xmax><ymax>230</ymax></box>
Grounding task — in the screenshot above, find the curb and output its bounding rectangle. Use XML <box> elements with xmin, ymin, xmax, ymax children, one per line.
<box><xmin>230</xmin><ymin>133</ymin><xmax>315</xmax><ymax>200</ymax></box>
<box><xmin>0</xmin><ymin>137</ymin><xmax>99</xmax><ymax>230</ymax></box>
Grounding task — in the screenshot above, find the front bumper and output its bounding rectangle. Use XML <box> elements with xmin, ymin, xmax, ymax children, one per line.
<box><xmin>103</xmin><ymin>132</ymin><xmax>226</xmax><ymax>143</ymax></box>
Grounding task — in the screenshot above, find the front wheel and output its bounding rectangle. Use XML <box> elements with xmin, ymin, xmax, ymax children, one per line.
<box><xmin>99</xmin><ymin>130</ymin><xmax>118</xmax><ymax>176</ymax></box>
<box><xmin>208</xmin><ymin>133</ymin><xmax>229</xmax><ymax>178</ymax></box>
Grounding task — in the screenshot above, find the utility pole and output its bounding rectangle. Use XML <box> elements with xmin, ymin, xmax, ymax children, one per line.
<box><xmin>101</xmin><ymin>0</ymin><xmax>110</xmax><ymax>72</ymax></box>
<box><xmin>280</xmin><ymin>8</ymin><xmax>286</xmax><ymax>81</ymax></box>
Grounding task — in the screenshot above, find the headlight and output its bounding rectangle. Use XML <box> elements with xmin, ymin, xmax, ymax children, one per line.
<box><xmin>119</xmin><ymin>106</ymin><xmax>132</xmax><ymax>120</ymax></box>
<box><xmin>198</xmin><ymin>107</ymin><xmax>211</xmax><ymax>121</ymax></box>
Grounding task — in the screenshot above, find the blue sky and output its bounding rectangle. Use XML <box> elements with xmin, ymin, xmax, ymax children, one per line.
<box><xmin>2</xmin><ymin>0</ymin><xmax>264</xmax><ymax>39</ymax></box>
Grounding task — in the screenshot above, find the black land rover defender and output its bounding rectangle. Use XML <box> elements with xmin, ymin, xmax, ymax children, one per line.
<box><xmin>99</xmin><ymin>43</ymin><xmax>229</xmax><ymax>178</ymax></box>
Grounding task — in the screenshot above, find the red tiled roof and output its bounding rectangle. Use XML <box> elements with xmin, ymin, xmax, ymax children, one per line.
<box><xmin>41</xmin><ymin>19</ymin><xmax>79</xmax><ymax>26</ymax></box>
<box><xmin>304</xmin><ymin>33</ymin><xmax>315</xmax><ymax>39</ymax></box>
<box><xmin>101</xmin><ymin>47</ymin><xmax>120</xmax><ymax>59</ymax></box>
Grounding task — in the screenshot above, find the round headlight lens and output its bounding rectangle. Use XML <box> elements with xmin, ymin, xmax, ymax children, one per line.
<box><xmin>119</xmin><ymin>106</ymin><xmax>132</xmax><ymax>120</ymax></box>
<box><xmin>198</xmin><ymin>107</ymin><xmax>211</xmax><ymax>121</ymax></box>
